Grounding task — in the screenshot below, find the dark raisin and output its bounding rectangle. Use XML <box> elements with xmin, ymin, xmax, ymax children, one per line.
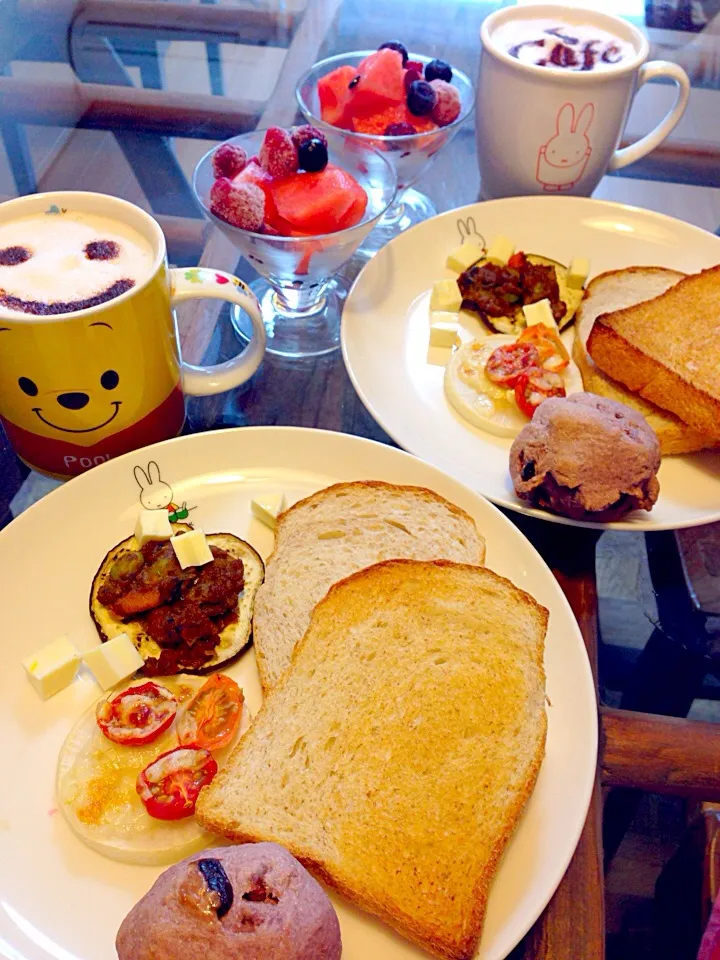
<box><xmin>196</xmin><ymin>858</ymin><xmax>234</xmax><ymax>918</ymax></box>
<box><xmin>521</xmin><ymin>460</ymin><xmax>536</xmax><ymax>481</ymax></box>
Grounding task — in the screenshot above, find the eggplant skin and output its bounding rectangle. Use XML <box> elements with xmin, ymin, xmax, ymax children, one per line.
<box><xmin>89</xmin><ymin>524</ymin><xmax>265</xmax><ymax>675</ymax></box>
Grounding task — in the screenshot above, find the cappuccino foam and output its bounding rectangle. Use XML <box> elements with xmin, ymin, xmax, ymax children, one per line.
<box><xmin>493</xmin><ymin>18</ymin><xmax>635</xmax><ymax>72</ymax></box>
<box><xmin>0</xmin><ymin>210</ymin><xmax>155</xmax><ymax>316</ymax></box>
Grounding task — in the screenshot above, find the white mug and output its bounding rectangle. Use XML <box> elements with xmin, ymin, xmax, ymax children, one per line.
<box><xmin>476</xmin><ymin>5</ymin><xmax>690</xmax><ymax>199</ymax></box>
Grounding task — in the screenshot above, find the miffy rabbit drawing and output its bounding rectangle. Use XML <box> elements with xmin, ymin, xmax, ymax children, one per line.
<box><xmin>536</xmin><ymin>102</ymin><xmax>594</xmax><ymax>191</ymax></box>
<box><xmin>134</xmin><ymin>461</ymin><xmax>191</xmax><ymax>521</ymax></box>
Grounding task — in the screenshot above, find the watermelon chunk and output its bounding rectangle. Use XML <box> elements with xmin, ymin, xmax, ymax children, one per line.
<box><xmin>317</xmin><ymin>65</ymin><xmax>356</xmax><ymax>128</ymax></box>
<box><xmin>348</xmin><ymin>48</ymin><xmax>405</xmax><ymax>116</ymax></box>
<box><xmin>271</xmin><ymin>164</ymin><xmax>364</xmax><ymax>235</ymax></box>
<box><xmin>336</xmin><ymin>188</ymin><xmax>368</xmax><ymax>230</ymax></box>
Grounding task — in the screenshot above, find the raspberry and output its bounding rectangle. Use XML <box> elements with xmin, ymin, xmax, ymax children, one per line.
<box><xmin>407</xmin><ymin>79</ymin><xmax>436</xmax><ymax>116</ymax></box>
<box><xmin>291</xmin><ymin>124</ymin><xmax>328</xmax><ymax>151</ymax></box>
<box><xmin>212</xmin><ymin>143</ymin><xmax>248</xmax><ymax>179</ymax></box>
<box><xmin>405</xmin><ymin>59</ymin><xmax>424</xmax><ymax>74</ymax></box>
<box><xmin>429</xmin><ymin>79</ymin><xmax>461</xmax><ymax>126</ymax></box>
<box><xmin>385</xmin><ymin>122</ymin><xmax>416</xmax><ymax>137</ymax></box>
<box><xmin>425</xmin><ymin>58</ymin><xmax>453</xmax><ymax>83</ymax></box>
<box><xmin>209</xmin><ymin>178</ymin><xmax>265</xmax><ymax>231</ymax></box>
<box><xmin>259</xmin><ymin>126</ymin><xmax>298</xmax><ymax>178</ymax></box>
<box><xmin>404</xmin><ymin>66</ymin><xmax>423</xmax><ymax>92</ymax></box>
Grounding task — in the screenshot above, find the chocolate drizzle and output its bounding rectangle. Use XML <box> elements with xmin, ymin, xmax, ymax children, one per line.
<box><xmin>0</xmin><ymin>278</ymin><xmax>135</xmax><ymax>315</ymax></box>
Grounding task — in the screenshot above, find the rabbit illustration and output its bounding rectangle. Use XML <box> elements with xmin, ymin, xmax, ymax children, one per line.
<box><xmin>457</xmin><ymin>216</ymin><xmax>485</xmax><ymax>248</ymax></box>
<box><xmin>536</xmin><ymin>102</ymin><xmax>594</xmax><ymax>191</ymax></box>
<box><xmin>134</xmin><ymin>461</ymin><xmax>174</xmax><ymax>510</ymax></box>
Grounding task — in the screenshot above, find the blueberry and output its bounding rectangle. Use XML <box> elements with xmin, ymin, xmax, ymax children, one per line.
<box><xmin>425</xmin><ymin>58</ymin><xmax>453</xmax><ymax>83</ymax></box>
<box><xmin>406</xmin><ymin>79</ymin><xmax>436</xmax><ymax>116</ymax></box>
<box><xmin>298</xmin><ymin>138</ymin><xmax>328</xmax><ymax>172</ymax></box>
<box><xmin>378</xmin><ymin>41</ymin><xmax>408</xmax><ymax>65</ymax></box>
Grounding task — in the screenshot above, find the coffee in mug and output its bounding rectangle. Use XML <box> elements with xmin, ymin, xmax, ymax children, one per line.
<box><xmin>476</xmin><ymin>4</ymin><xmax>690</xmax><ymax>199</ymax></box>
<box><xmin>0</xmin><ymin>192</ymin><xmax>267</xmax><ymax>479</ymax></box>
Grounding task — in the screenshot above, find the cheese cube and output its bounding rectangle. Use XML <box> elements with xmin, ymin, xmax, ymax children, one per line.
<box><xmin>567</xmin><ymin>257</ymin><xmax>590</xmax><ymax>289</ymax></box>
<box><xmin>445</xmin><ymin>244</ymin><xmax>485</xmax><ymax>274</ymax></box>
<box><xmin>485</xmin><ymin>235</ymin><xmax>514</xmax><ymax>266</ymax></box>
<box><xmin>83</xmin><ymin>634</ymin><xmax>144</xmax><ymax>690</ymax></box>
<box><xmin>429</xmin><ymin>321</ymin><xmax>460</xmax><ymax>348</ymax></box>
<box><xmin>134</xmin><ymin>507</ymin><xmax>172</xmax><ymax>546</ymax></box>
<box><xmin>251</xmin><ymin>493</ymin><xmax>287</xmax><ymax>530</ymax></box>
<box><xmin>522</xmin><ymin>298</ymin><xmax>558</xmax><ymax>331</ymax></box>
<box><xmin>22</xmin><ymin>635</ymin><xmax>81</xmax><ymax>700</ymax></box>
<box><xmin>171</xmin><ymin>528</ymin><xmax>213</xmax><ymax>569</ymax></box>
<box><xmin>429</xmin><ymin>279</ymin><xmax>461</xmax><ymax>313</ymax></box>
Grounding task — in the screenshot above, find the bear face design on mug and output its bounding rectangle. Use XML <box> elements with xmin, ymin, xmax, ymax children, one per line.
<box><xmin>536</xmin><ymin>102</ymin><xmax>594</xmax><ymax>192</ymax></box>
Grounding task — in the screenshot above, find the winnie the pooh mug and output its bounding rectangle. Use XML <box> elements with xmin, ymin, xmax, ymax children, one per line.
<box><xmin>476</xmin><ymin>5</ymin><xmax>690</xmax><ymax>198</ymax></box>
<box><xmin>0</xmin><ymin>191</ymin><xmax>266</xmax><ymax>479</ymax></box>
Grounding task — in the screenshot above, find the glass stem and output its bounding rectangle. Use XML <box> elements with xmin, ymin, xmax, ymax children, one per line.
<box><xmin>272</xmin><ymin>281</ymin><xmax>330</xmax><ymax>318</ymax></box>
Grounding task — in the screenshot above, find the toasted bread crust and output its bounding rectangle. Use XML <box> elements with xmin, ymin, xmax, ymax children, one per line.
<box><xmin>199</xmin><ymin>560</ymin><xmax>547</xmax><ymax>960</ymax></box>
<box><xmin>588</xmin><ymin>322</ymin><xmax>720</xmax><ymax>440</ymax></box>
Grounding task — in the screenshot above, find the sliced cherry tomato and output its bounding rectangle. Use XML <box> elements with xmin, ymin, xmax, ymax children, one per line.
<box><xmin>485</xmin><ymin>342</ymin><xmax>540</xmax><ymax>387</ymax></box>
<box><xmin>517</xmin><ymin>324</ymin><xmax>569</xmax><ymax>372</ymax></box>
<box><xmin>137</xmin><ymin>746</ymin><xmax>218</xmax><ymax>820</ymax></box>
<box><xmin>515</xmin><ymin>368</ymin><xmax>567</xmax><ymax>418</ymax></box>
<box><xmin>507</xmin><ymin>251</ymin><xmax>527</xmax><ymax>269</ymax></box>
<box><xmin>176</xmin><ymin>675</ymin><xmax>243</xmax><ymax>751</ymax></box>
<box><xmin>96</xmin><ymin>681</ymin><xmax>177</xmax><ymax>746</ymax></box>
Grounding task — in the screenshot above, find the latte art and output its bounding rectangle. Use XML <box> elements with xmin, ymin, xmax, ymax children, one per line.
<box><xmin>493</xmin><ymin>19</ymin><xmax>635</xmax><ymax>72</ymax></box>
<box><xmin>0</xmin><ymin>211</ymin><xmax>154</xmax><ymax>316</ymax></box>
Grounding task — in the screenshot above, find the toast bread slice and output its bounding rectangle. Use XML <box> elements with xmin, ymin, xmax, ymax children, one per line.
<box><xmin>252</xmin><ymin>481</ymin><xmax>486</xmax><ymax>691</ymax></box>
<box><xmin>197</xmin><ymin>559</ymin><xmax>548</xmax><ymax>960</ymax></box>
<box><xmin>587</xmin><ymin>265</ymin><xmax>720</xmax><ymax>440</ymax></box>
<box><xmin>573</xmin><ymin>267</ymin><xmax>716</xmax><ymax>454</ymax></box>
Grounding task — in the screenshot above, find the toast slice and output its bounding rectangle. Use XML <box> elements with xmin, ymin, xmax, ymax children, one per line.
<box><xmin>252</xmin><ymin>481</ymin><xmax>486</xmax><ymax>691</ymax></box>
<box><xmin>197</xmin><ymin>560</ymin><xmax>548</xmax><ymax>960</ymax></box>
<box><xmin>573</xmin><ymin>267</ymin><xmax>715</xmax><ymax>454</ymax></box>
<box><xmin>587</xmin><ymin>264</ymin><xmax>720</xmax><ymax>440</ymax></box>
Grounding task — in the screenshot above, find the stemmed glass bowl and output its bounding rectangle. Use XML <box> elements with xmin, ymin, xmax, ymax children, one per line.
<box><xmin>193</xmin><ymin>128</ymin><xmax>397</xmax><ymax>359</ymax></box>
<box><xmin>295</xmin><ymin>51</ymin><xmax>474</xmax><ymax>256</ymax></box>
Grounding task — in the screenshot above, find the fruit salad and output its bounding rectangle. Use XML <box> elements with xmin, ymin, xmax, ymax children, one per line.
<box><xmin>317</xmin><ymin>43</ymin><xmax>463</xmax><ymax>136</ymax></box>
<box><xmin>209</xmin><ymin>124</ymin><xmax>368</xmax><ymax>236</ymax></box>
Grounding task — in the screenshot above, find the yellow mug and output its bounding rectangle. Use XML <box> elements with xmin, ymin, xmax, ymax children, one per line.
<box><xmin>0</xmin><ymin>191</ymin><xmax>266</xmax><ymax>479</ymax></box>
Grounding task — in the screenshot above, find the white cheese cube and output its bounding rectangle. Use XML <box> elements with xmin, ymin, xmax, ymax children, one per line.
<box><xmin>83</xmin><ymin>634</ymin><xmax>144</xmax><ymax>691</ymax></box>
<box><xmin>134</xmin><ymin>507</ymin><xmax>172</xmax><ymax>546</ymax></box>
<box><xmin>522</xmin><ymin>298</ymin><xmax>558</xmax><ymax>331</ymax></box>
<box><xmin>429</xmin><ymin>321</ymin><xmax>460</xmax><ymax>348</ymax></box>
<box><xmin>485</xmin><ymin>235</ymin><xmax>515</xmax><ymax>266</ymax></box>
<box><xmin>171</xmin><ymin>528</ymin><xmax>214</xmax><ymax>569</ymax></box>
<box><xmin>567</xmin><ymin>257</ymin><xmax>590</xmax><ymax>289</ymax></box>
<box><xmin>429</xmin><ymin>279</ymin><xmax>461</xmax><ymax>313</ymax></box>
<box><xmin>445</xmin><ymin>244</ymin><xmax>485</xmax><ymax>274</ymax></box>
<box><xmin>251</xmin><ymin>493</ymin><xmax>287</xmax><ymax>530</ymax></box>
<box><xmin>22</xmin><ymin>635</ymin><xmax>81</xmax><ymax>700</ymax></box>
<box><xmin>430</xmin><ymin>310</ymin><xmax>460</xmax><ymax>327</ymax></box>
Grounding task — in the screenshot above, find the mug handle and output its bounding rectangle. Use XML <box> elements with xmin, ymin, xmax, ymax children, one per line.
<box><xmin>608</xmin><ymin>61</ymin><xmax>690</xmax><ymax>172</ymax></box>
<box><xmin>169</xmin><ymin>267</ymin><xmax>266</xmax><ymax>397</ymax></box>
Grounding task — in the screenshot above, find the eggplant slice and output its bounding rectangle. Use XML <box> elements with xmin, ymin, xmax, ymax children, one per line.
<box><xmin>89</xmin><ymin>523</ymin><xmax>265</xmax><ymax>674</ymax></box>
<box><xmin>459</xmin><ymin>253</ymin><xmax>584</xmax><ymax>334</ymax></box>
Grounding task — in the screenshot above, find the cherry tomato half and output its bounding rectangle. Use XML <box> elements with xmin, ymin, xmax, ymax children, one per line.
<box><xmin>507</xmin><ymin>251</ymin><xmax>527</xmax><ymax>269</ymax></box>
<box><xmin>517</xmin><ymin>324</ymin><xmax>569</xmax><ymax>372</ymax></box>
<box><xmin>96</xmin><ymin>681</ymin><xmax>177</xmax><ymax>746</ymax></box>
<box><xmin>515</xmin><ymin>368</ymin><xmax>567</xmax><ymax>418</ymax></box>
<box><xmin>176</xmin><ymin>675</ymin><xmax>243</xmax><ymax>751</ymax></box>
<box><xmin>137</xmin><ymin>746</ymin><xmax>218</xmax><ymax>820</ymax></box>
<box><xmin>485</xmin><ymin>342</ymin><xmax>540</xmax><ymax>387</ymax></box>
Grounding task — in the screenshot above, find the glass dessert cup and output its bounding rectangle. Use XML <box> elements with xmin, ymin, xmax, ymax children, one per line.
<box><xmin>296</xmin><ymin>52</ymin><xmax>474</xmax><ymax>257</ymax></box>
<box><xmin>193</xmin><ymin>130</ymin><xmax>397</xmax><ymax>358</ymax></box>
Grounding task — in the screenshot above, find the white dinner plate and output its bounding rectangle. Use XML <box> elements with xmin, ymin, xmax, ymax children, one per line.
<box><xmin>0</xmin><ymin>427</ymin><xmax>596</xmax><ymax>960</ymax></box>
<box><xmin>342</xmin><ymin>196</ymin><xmax>720</xmax><ymax>530</ymax></box>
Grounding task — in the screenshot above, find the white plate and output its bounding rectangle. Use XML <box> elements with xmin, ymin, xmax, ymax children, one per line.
<box><xmin>0</xmin><ymin>427</ymin><xmax>596</xmax><ymax>960</ymax></box>
<box><xmin>342</xmin><ymin>196</ymin><xmax>720</xmax><ymax>530</ymax></box>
